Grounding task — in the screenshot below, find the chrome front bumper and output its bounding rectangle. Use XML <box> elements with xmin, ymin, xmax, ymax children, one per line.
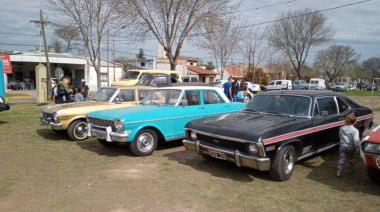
<box><xmin>182</xmin><ymin>139</ymin><xmax>270</xmax><ymax>171</ymax></box>
<box><xmin>87</xmin><ymin>124</ymin><xmax>129</xmax><ymax>142</ymax></box>
<box><xmin>39</xmin><ymin>118</ymin><xmax>62</xmax><ymax>130</ymax></box>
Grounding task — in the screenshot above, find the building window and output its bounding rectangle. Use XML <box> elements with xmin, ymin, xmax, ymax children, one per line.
<box><xmin>141</xmin><ymin>62</ymin><xmax>145</xmax><ymax>67</ymax></box>
<box><xmin>209</xmin><ymin>77</ymin><xmax>214</xmax><ymax>82</ymax></box>
<box><xmin>190</xmin><ymin>62</ymin><xmax>193</xmax><ymax>65</ymax></box>
<box><xmin>100</xmin><ymin>73</ymin><xmax>109</xmax><ymax>81</ymax></box>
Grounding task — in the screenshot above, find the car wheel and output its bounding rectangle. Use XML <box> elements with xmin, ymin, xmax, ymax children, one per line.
<box><xmin>367</xmin><ymin>166</ymin><xmax>380</xmax><ymax>182</ymax></box>
<box><xmin>270</xmin><ymin>145</ymin><xmax>295</xmax><ymax>181</ymax></box>
<box><xmin>129</xmin><ymin>129</ymin><xmax>158</xmax><ymax>156</ymax></box>
<box><xmin>67</xmin><ymin>120</ymin><xmax>89</xmax><ymax>141</ymax></box>
<box><xmin>98</xmin><ymin>138</ymin><xmax>116</xmax><ymax>147</ymax></box>
<box><xmin>244</xmin><ymin>95</ymin><xmax>251</xmax><ymax>103</ymax></box>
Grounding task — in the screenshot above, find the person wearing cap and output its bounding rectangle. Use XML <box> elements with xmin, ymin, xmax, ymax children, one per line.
<box><xmin>79</xmin><ymin>79</ymin><xmax>89</xmax><ymax>100</ymax></box>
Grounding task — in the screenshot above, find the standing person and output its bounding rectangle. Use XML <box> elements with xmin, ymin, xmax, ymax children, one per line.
<box><xmin>51</xmin><ymin>79</ymin><xmax>59</xmax><ymax>104</ymax></box>
<box><xmin>74</xmin><ymin>88</ymin><xmax>84</xmax><ymax>102</ymax></box>
<box><xmin>58</xmin><ymin>76</ymin><xmax>70</xmax><ymax>103</ymax></box>
<box><xmin>238</xmin><ymin>80</ymin><xmax>247</xmax><ymax>102</ymax></box>
<box><xmin>336</xmin><ymin>114</ymin><xmax>360</xmax><ymax>177</ymax></box>
<box><xmin>231</xmin><ymin>78</ymin><xmax>239</xmax><ymax>102</ymax></box>
<box><xmin>79</xmin><ymin>79</ymin><xmax>90</xmax><ymax>100</ymax></box>
<box><xmin>224</xmin><ymin>77</ymin><xmax>233</xmax><ymax>101</ymax></box>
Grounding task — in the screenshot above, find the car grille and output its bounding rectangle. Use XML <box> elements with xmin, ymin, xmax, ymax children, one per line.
<box><xmin>88</xmin><ymin>117</ymin><xmax>116</xmax><ymax>131</ymax></box>
<box><xmin>42</xmin><ymin>112</ymin><xmax>54</xmax><ymax>120</ymax></box>
<box><xmin>197</xmin><ymin>133</ymin><xmax>248</xmax><ymax>154</ymax></box>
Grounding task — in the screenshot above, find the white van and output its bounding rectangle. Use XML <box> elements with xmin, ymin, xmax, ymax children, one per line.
<box><xmin>266</xmin><ymin>80</ymin><xmax>292</xmax><ymax>90</ymax></box>
<box><xmin>309</xmin><ymin>78</ymin><xmax>326</xmax><ymax>90</ymax></box>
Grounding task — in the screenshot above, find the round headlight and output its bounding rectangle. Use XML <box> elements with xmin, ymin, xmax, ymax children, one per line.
<box><xmin>114</xmin><ymin>119</ymin><xmax>124</xmax><ymax>130</ymax></box>
<box><xmin>53</xmin><ymin>113</ymin><xmax>59</xmax><ymax>122</ymax></box>
<box><xmin>248</xmin><ymin>143</ymin><xmax>258</xmax><ymax>155</ymax></box>
<box><xmin>190</xmin><ymin>131</ymin><xmax>197</xmax><ymax>140</ymax></box>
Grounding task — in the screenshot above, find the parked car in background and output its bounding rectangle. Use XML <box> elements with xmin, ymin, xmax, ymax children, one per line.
<box><xmin>292</xmin><ymin>80</ymin><xmax>316</xmax><ymax>90</ymax></box>
<box><xmin>245</xmin><ymin>82</ymin><xmax>261</xmax><ymax>93</ymax></box>
<box><xmin>361</xmin><ymin>124</ymin><xmax>380</xmax><ymax>182</ymax></box>
<box><xmin>40</xmin><ymin>86</ymin><xmax>153</xmax><ymax>141</ymax></box>
<box><xmin>309</xmin><ymin>78</ymin><xmax>326</xmax><ymax>90</ymax></box>
<box><xmin>183</xmin><ymin>90</ymin><xmax>374</xmax><ymax>181</ymax></box>
<box><xmin>348</xmin><ymin>84</ymin><xmax>357</xmax><ymax>91</ymax></box>
<box><xmin>366</xmin><ymin>83</ymin><xmax>378</xmax><ymax>91</ymax></box>
<box><xmin>87</xmin><ymin>86</ymin><xmax>246</xmax><ymax>156</ymax></box>
<box><xmin>111</xmin><ymin>70</ymin><xmax>183</xmax><ymax>86</ymax></box>
<box><xmin>266</xmin><ymin>80</ymin><xmax>292</xmax><ymax>91</ymax></box>
<box><xmin>0</xmin><ymin>96</ymin><xmax>10</xmax><ymax>112</ymax></box>
<box><xmin>332</xmin><ymin>82</ymin><xmax>348</xmax><ymax>92</ymax></box>
<box><xmin>182</xmin><ymin>76</ymin><xmax>199</xmax><ymax>82</ymax></box>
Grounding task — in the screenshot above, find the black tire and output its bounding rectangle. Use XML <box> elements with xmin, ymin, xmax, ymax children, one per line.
<box><xmin>244</xmin><ymin>95</ymin><xmax>252</xmax><ymax>103</ymax></box>
<box><xmin>270</xmin><ymin>145</ymin><xmax>296</xmax><ymax>181</ymax></box>
<box><xmin>98</xmin><ymin>138</ymin><xmax>116</xmax><ymax>147</ymax></box>
<box><xmin>129</xmin><ymin>129</ymin><xmax>158</xmax><ymax>156</ymax></box>
<box><xmin>367</xmin><ymin>166</ymin><xmax>380</xmax><ymax>183</ymax></box>
<box><xmin>67</xmin><ymin>120</ymin><xmax>89</xmax><ymax>141</ymax></box>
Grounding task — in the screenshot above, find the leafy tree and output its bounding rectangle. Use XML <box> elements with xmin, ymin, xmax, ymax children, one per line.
<box><xmin>268</xmin><ymin>8</ymin><xmax>335</xmax><ymax>79</ymax></box>
<box><xmin>50</xmin><ymin>38</ymin><xmax>62</xmax><ymax>53</ymax></box>
<box><xmin>205</xmin><ymin>61</ymin><xmax>215</xmax><ymax>70</ymax></box>
<box><xmin>362</xmin><ymin>57</ymin><xmax>380</xmax><ymax>79</ymax></box>
<box><xmin>53</xmin><ymin>24</ymin><xmax>79</xmax><ymax>53</ymax></box>
<box><xmin>313</xmin><ymin>44</ymin><xmax>359</xmax><ymax>82</ymax></box>
<box><xmin>136</xmin><ymin>48</ymin><xmax>146</xmax><ymax>59</ymax></box>
<box><xmin>121</xmin><ymin>0</ymin><xmax>236</xmax><ymax>71</ymax></box>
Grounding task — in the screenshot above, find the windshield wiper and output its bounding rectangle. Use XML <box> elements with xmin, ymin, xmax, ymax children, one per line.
<box><xmin>244</xmin><ymin>109</ymin><xmax>259</xmax><ymax>113</ymax></box>
<box><xmin>265</xmin><ymin>111</ymin><xmax>287</xmax><ymax>115</ymax></box>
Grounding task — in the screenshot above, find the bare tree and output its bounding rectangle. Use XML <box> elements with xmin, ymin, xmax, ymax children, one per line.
<box><xmin>53</xmin><ymin>24</ymin><xmax>80</xmax><ymax>53</ymax></box>
<box><xmin>268</xmin><ymin>8</ymin><xmax>335</xmax><ymax>79</ymax></box>
<box><xmin>313</xmin><ymin>44</ymin><xmax>359</xmax><ymax>82</ymax></box>
<box><xmin>362</xmin><ymin>57</ymin><xmax>380</xmax><ymax>79</ymax></box>
<box><xmin>198</xmin><ymin>15</ymin><xmax>246</xmax><ymax>79</ymax></box>
<box><xmin>50</xmin><ymin>38</ymin><xmax>62</xmax><ymax>53</ymax></box>
<box><xmin>120</xmin><ymin>0</ymin><xmax>236</xmax><ymax>71</ymax></box>
<box><xmin>47</xmin><ymin>0</ymin><xmax>120</xmax><ymax>89</ymax></box>
<box><xmin>239</xmin><ymin>25</ymin><xmax>271</xmax><ymax>83</ymax></box>
<box><xmin>266</xmin><ymin>54</ymin><xmax>292</xmax><ymax>80</ymax></box>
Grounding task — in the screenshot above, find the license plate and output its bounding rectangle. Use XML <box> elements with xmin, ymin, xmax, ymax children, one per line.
<box><xmin>210</xmin><ymin>150</ymin><xmax>227</xmax><ymax>160</ymax></box>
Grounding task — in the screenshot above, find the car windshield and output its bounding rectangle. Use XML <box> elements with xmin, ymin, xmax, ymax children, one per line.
<box><xmin>336</xmin><ymin>83</ymin><xmax>345</xmax><ymax>85</ymax></box>
<box><xmin>141</xmin><ymin>89</ymin><xmax>182</xmax><ymax>106</ymax></box>
<box><xmin>120</xmin><ymin>71</ymin><xmax>140</xmax><ymax>79</ymax></box>
<box><xmin>88</xmin><ymin>88</ymin><xmax>117</xmax><ymax>102</ymax></box>
<box><xmin>244</xmin><ymin>95</ymin><xmax>311</xmax><ymax>117</ymax></box>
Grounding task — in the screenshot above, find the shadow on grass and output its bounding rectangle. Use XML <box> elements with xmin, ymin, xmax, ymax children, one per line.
<box><xmin>163</xmin><ymin>148</ymin><xmax>271</xmax><ymax>182</ymax></box>
<box><xmin>0</xmin><ymin>120</ymin><xmax>8</xmax><ymax>125</ymax></box>
<box><xmin>36</xmin><ymin>129</ymin><xmax>70</xmax><ymax>141</ymax></box>
<box><xmin>299</xmin><ymin>147</ymin><xmax>380</xmax><ymax>196</ymax></box>
<box><xmin>76</xmin><ymin>139</ymin><xmax>135</xmax><ymax>157</ymax></box>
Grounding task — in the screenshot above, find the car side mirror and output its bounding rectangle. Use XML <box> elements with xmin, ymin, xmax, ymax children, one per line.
<box><xmin>319</xmin><ymin>110</ymin><xmax>328</xmax><ymax>116</ymax></box>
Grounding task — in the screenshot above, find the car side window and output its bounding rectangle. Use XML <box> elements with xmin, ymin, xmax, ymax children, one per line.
<box><xmin>316</xmin><ymin>97</ymin><xmax>338</xmax><ymax>116</ymax></box>
<box><xmin>183</xmin><ymin>91</ymin><xmax>200</xmax><ymax>106</ymax></box>
<box><xmin>138</xmin><ymin>89</ymin><xmax>150</xmax><ymax>101</ymax></box>
<box><xmin>119</xmin><ymin>90</ymin><xmax>135</xmax><ymax>102</ymax></box>
<box><xmin>276</xmin><ymin>81</ymin><xmax>282</xmax><ymax>85</ymax></box>
<box><xmin>336</xmin><ymin>97</ymin><xmax>349</xmax><ymax>113</ymax></box>
<box><xmin>203</xmin><ymin>91</ymin><xmax>224</xmax><ymax>104</ymax></box>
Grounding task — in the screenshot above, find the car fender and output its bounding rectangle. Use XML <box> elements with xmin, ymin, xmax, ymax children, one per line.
<box><xmin>276</xmin><ymin>139</ymin><xmax>303</xmax><ymax>159</ymax></box>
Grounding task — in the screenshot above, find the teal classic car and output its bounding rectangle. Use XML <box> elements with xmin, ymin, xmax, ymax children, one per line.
<box><xmin>87</xmin><ymin>86</ymin><xmax>246</xmax><ymax>156</ymax></box>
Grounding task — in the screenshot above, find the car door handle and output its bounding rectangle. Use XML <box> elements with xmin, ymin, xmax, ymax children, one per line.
<box><xmin>224</xmin><ymin>105</ymin><xmax>229</xmax><ymax>107</ymax></box>
<box><xmin>199</xmin><ymin>107</ymin><xmax>205</xmax><ymax>109</ymax></box>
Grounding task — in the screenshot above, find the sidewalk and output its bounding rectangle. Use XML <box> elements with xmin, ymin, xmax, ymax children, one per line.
<box><xmin>6</xmin><ymin>89</ymin><xmax>37</xmax><ymax>103</ymax></box>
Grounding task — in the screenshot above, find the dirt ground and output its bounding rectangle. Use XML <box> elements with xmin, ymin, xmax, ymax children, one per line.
<box><xmin>0</xmin><ymin>96</ymin><xmax>379</xmax><ymax>212</ymax></box>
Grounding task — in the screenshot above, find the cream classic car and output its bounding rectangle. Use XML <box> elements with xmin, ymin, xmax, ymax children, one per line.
<box><xmin>40</xmin><ymin>86</ymin><xmax>153</xmax><ymax>141</ymax></box>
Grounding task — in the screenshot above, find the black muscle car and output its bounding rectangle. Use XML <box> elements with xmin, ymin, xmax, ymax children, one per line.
<box><xmin>182</xmin><ymin>91</ymin><xmax>375</xmax><ymax>181</ymax></box>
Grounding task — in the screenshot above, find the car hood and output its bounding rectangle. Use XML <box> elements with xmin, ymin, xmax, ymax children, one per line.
<box><xmin>87</xmin><ymin>104</ymin><xmax>175</xmax><ymax>122</ymax></box>
<box><xmin>186</xmin><ymin>112</ymin><xmax>302</xmax><ymax>142</ymax></box>
<box><xmin>42</xmin><ymin>101</ymin><xmax>110</xmax><ymax>113</ymax></box>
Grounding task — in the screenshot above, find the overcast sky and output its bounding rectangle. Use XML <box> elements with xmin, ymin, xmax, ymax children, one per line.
<box><xmin>0</xmin><ymin>0</ymin><xmax>379</xmax><ymax>66</ymax></box>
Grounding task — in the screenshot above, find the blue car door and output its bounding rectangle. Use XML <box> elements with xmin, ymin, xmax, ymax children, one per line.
<box><xmin>202</xmin><ymin>90</ymin><xmax>232</xmax><ymax>115</ymax></box>
<box><xmin>173</xmin><ymin>90</ymin><xmax>208</xmax><ymax>138</ymax></box>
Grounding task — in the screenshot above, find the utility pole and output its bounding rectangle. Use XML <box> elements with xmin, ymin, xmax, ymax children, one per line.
<box><xmin>31</xmin><ymin>9</ymin><xmax>52</xmax><ymax>103</ymax></box>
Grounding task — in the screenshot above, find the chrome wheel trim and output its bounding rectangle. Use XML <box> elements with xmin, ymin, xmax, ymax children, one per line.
<box><xmin>74</xmin><ymin>122</ymin><xmax>88</xmax><ymax>139</ymax></box>
<box><xmin>136</xmin><ymin>133</ymin><xmax>154</xmax><ymax>153</ymax></box>
<box><xmin>283</xmin><ymin>150</ymin><xmax>294</xmax><ymax>175</ymax></box>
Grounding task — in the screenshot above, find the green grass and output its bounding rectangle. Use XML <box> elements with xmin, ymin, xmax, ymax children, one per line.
<box><xmin>5</xmin><ymin>92</ymin><xmax>31</xmax><ymax>97</ymax></box>
<box><xmin>341</xmin><ymin>89</ymin><xmax>380</xmax><ymax>96</ymax></box>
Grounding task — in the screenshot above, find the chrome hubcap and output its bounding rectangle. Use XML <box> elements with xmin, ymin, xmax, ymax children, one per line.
<box><xmin>137</xmin><ymin>133</ymin><xmax>154</xmax><ymax>152</ymax></box>
<box><xmin>74</xmin><ymin>122</ymin><xmax>88</xmax><ymax>139</ymax></box>
<box><xmin>283</xmin><ymin>150</ymin><xmax>294</xmax><ymax>175</ymax></box>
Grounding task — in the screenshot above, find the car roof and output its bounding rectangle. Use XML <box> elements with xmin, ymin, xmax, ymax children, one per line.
<box><xmin>258</xmin><ymin>90</ymin><xmax>347</xmax><ymax>98</ymax></box>
<box><xmin>103</xmin><ymin>85</ymin><xmax>155</xmax><ymax>89</ymax></box>
<box><xmin>156</xmin><ymin>86</ymin><xmax>219</xmax><ymax>91</ymax></box>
